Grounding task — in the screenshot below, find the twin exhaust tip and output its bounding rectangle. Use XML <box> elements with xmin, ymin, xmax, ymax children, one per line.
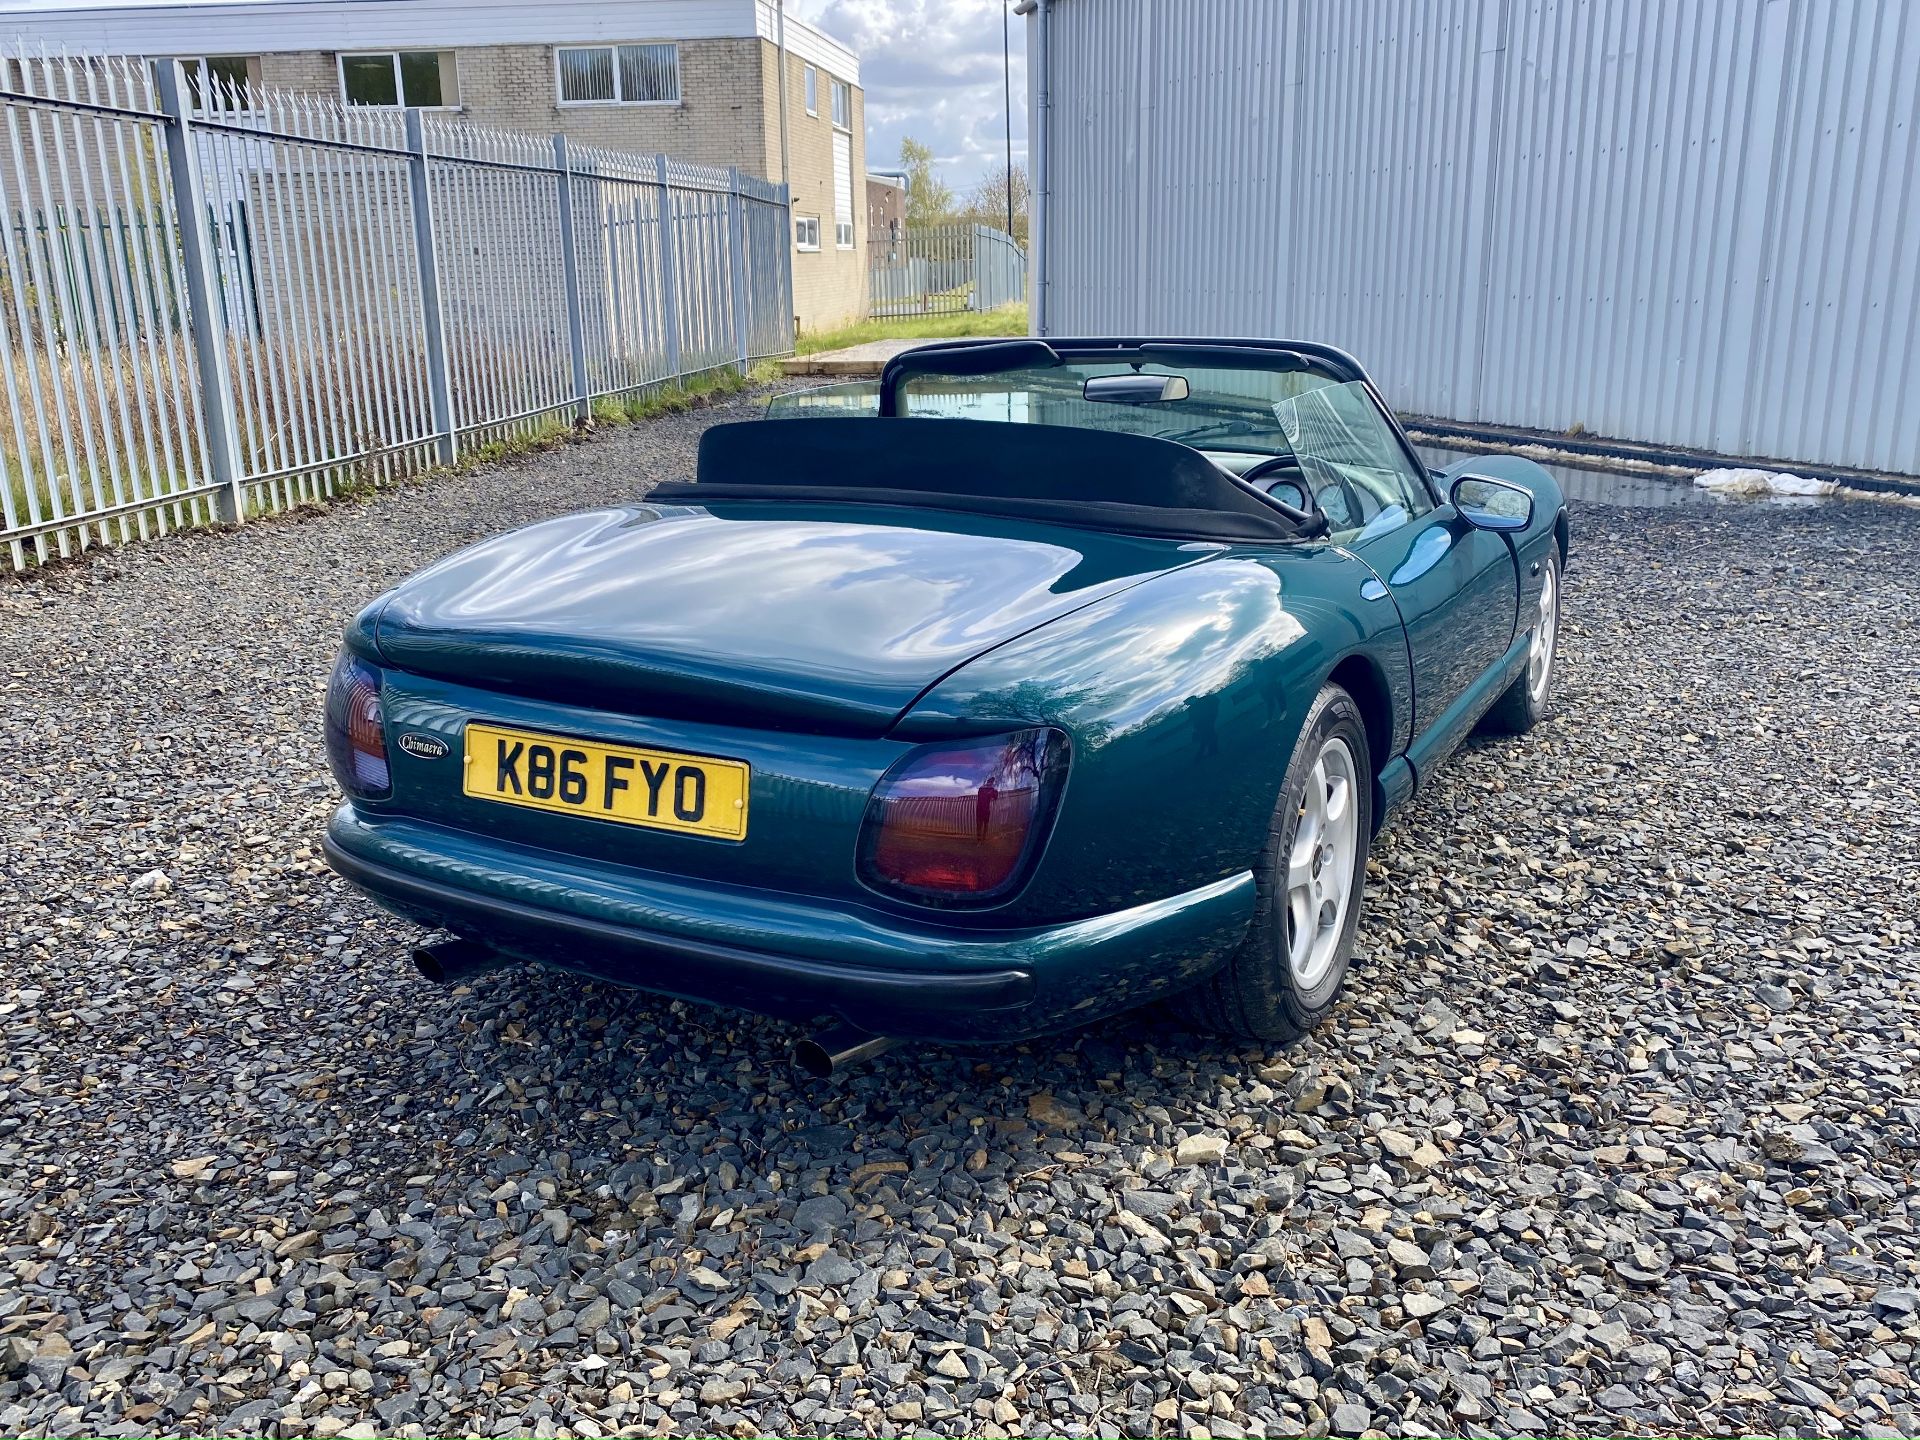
<box><xmin>791</xmin><ymin>1025</ymin><xmax>900</xmax><ymax>1079</ymax></box>
<box><xmin>412</xmin><ymin>938</ymin><xmax>899</xmax><ymax>1078</ymax></box>
<box><xmin>411</xmin><ymin>936</ymin><xmax>507</xmax><ymax>987</ymax></box>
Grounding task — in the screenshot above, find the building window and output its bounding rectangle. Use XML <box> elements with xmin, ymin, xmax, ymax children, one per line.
<box><xmin>182</xmin><ymin>55</ymin><xmax>261</xmax><ymax>107</ymax></box>
<box><xmin>832</xmin><ymin>132</ymin><xmax>854</xmax><ymax>248</ymax></box>
<box><xmin>340</xmin><ymin>51</ymin><xmax>458</xmax><ymax>108</ymax></box>
<box><xmin>830</xmin><ymin>78</ymin><xmax>851</xmax><ymax>130</ymax></box>
<box><xmin>794</xmin><ymin>216</ymin><xmax>820</xmax><ymax>252</ymax></box>
<box><xmin>556</xmin><ymin>44</ymin><xmax>680</xmax><ymax>105</ymax></box>
<box><xmin>803</xmin><ymin>65</ymin><xmax>817</xmax><ymax>116</ymax></box>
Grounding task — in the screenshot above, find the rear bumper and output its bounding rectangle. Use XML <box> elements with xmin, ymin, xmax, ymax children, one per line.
<box><xmin>324</xmin><ymin>805</ymin><xmax>1254</xmax><ymax>1042</ymax></box>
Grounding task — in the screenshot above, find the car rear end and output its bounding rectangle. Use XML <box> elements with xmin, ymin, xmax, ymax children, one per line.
<box><xmin>318</xmin><ymin>505</ymin><xmax>1258</xmax><ymax>1042</ymax></box>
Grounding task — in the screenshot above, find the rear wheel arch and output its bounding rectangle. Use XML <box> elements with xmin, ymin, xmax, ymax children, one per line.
<box><xmin>1176</xmin><ymin>680</ymin><xmax>1373</xmax><ymax>1041</ymax></box>
<box><xmin>1325</xmin><ymin>654</ymin><xmax>1394</xmax><ymax>832</ymax></box>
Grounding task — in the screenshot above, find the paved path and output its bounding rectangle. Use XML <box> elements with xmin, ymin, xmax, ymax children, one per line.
<box><xmin>780</xmin><ymin>338</ymin><xmax>923</xmax><ymax>377</ymax></box>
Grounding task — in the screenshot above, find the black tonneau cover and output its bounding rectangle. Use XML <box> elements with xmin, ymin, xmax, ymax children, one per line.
<box><xmin>654</xmin><ymin>417</ymin><xmax>1307</xmax><ymax>542</ymax></box>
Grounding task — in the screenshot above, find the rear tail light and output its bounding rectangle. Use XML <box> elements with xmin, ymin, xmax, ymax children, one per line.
<box><xmin>857</xmin><ymin>728</ymin><xmax>1068</xmax><ymax>906</ymax></box>
<box><xmin>325</xmin><ymin>650</ymin><xmax>391</xmax><ymax>799</ymax></box>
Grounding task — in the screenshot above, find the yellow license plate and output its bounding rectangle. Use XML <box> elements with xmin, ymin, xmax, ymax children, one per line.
<box><xmin>463</xmin><ymin>723</ymin><xmax>749</xmax><ymax>840</ymax></box>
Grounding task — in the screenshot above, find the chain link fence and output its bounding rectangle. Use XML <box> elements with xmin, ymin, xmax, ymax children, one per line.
<box><xmin>0</xmin><ymin>51</ymin><xmax>794</xmax><ymax>570</ymax></box>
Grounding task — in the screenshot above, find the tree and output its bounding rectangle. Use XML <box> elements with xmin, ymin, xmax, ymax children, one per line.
<box><xmin>962</xmin><ymin>162</ymin><xmax>1030</xmax><ymax>247</ymax></box>
<box><xmin>900</xmin><ymin>136</ymin><xmax>954</xmax><ymax>228</ymax></box>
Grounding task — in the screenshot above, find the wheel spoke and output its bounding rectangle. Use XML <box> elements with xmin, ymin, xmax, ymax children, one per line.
<box><xmin>1324</xmin><ymin>774</ymin><xmax>1350</xmax><ymax>825</ymax></box>
<box><xmin>1285</xmin><ymin>891</ymin><xmax>1312</xmax><ymax>968</ymax></box>
<box><xmin>1287</xmin><ymin>841</ymin><xmax>1315</xmax><ymax>894</ymax></box>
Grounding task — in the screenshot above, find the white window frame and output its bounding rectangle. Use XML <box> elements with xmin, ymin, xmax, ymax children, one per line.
<box><xmin>803</xmin><ymin>64</ymin><xmax>818</xmax><ymax>116</ymax></box>
<box><xmin>554</xmin><ymin>43</ymin><xmax>682</xmax><ymax>108</ymax></box>
<box><xmin>181</xmin><ymin>55</ymin><xmax>263</xmax><ymax>109</ymax></box>
<box><xmin>337</xmin><ymin>50</ymin><xmax>459</xmax><ymax>110</ymax></box>
<box><xmin>831</xmin><ymin>130</ymin><xmax>854</xmax><ymax>248</ymax></box>
<box><xmin>794</xmin><ymin>215</ymin><xmax>821</xmax><ymax>252</ymax></box>
<box><xmin>830</xmin><ymin>77</ymin><xmax>851</xmax><ymax>131</ymax></box>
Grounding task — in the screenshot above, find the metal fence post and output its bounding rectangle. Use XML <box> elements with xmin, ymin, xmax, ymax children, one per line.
<box><xmin>778</xmin><ymin>183</ymin><xmax>795</xmax><ymax>352</ymax></box>
<box><xmin>154</xmin><ymin>61</ymin><xmax>245</xmax><ymax>524</ymax></box>
<box><xmin>404</xmin><ymin>108</ymin><xmax>456</xmax><ymax>466</ymax></box>
<box><xmin>552</xmin><ymin>135</ymin><xmax>590</xmax><ymax>423</ymax></box>
<box><xmin>655</xmin><ymin>153</ymin><xmax>681</xmax><ymax>377</ymax></box>
<box><xmin>726</xmin><ymin>168</ymin><xmax>749</xmax><ymax>369</ymax></box>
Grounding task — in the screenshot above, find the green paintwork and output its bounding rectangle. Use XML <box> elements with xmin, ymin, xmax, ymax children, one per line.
<box><xmin>326</xmin><ymin>364</ymin><xmax>1568</xmax><ymax>1042</ymax></box>
<box><xmin>327</xmin><ymin>804</ymin><xmax>1257</xmax><ymax>1041</ymax></box>
<box><xmin>370</xmin><ymin>503</ymin><xmax>1217</xmax><ymax>736</ymax></box>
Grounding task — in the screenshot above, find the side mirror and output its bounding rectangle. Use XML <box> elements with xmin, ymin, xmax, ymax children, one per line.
<box><xmin>1450</xmin><ymin>473</ymin><xmax>1534</xmax><ymax>532</ymax></box>
<box><xmin>1083</xmin><ymin>373</ymin><xmax>1191</xmax><ymax>405</ymax></box>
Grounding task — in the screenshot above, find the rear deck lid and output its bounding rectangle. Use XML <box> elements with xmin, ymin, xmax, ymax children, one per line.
<box><xmin>373</xmin><ymin>503</ymin><xmax>1215</xmax><ymax>733</ymax></box>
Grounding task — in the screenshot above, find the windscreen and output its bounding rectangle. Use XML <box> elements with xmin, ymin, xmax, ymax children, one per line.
<box><xmin>767</xmin><ymin>362</ymin><xmax>1384</xmax><ymax>464</ymax></box>
<box><xmin>895</xmin><ymin>358</ymin><xmax>1434</xmax><ymax>541</ymax></box>
<box><xmin>761</xmin><ymin>353</ymin><xmax>1432</xmax><ymax>544</ymax></box>
<box><xmin>766</xmin><ymin>380</ymin><xmax>880</xmax><ymax>418</ymax></box>
<box><xmin>895</xmin><ymin>360</ymin><xmax>1337</xmax><ymax>457</ymax></box>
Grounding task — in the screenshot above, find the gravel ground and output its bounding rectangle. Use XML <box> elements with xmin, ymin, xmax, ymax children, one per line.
<box><xmin>2</xmin><ymin>394</ymin><xmax>1918</xmax><ymax>1438</ymax></box>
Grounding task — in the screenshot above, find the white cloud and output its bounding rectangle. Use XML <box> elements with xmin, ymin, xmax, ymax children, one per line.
<box><xmin>786</xmin><ymin>0</ymin><xmax>1027</xmax><ymax>188</ymax></box>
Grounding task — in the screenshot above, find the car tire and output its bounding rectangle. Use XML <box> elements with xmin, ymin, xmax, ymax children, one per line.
<box><xmin>1480</xmin><ymin>548</ymin><xmax>1562</xmax><ymax>735</ymax></box>
<box><xmin>1178</xmin><ymin>683</ymin><xmax>1372</xmax><ymax>1043</ymax></box>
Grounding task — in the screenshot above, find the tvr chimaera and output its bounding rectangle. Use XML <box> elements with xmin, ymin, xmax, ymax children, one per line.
<box><xmin>322</xmin><ymin>338</ymin><xmax>1568</xmax><ymax>1067</ymax></box>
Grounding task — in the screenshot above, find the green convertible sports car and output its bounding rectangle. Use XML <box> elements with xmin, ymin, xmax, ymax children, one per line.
<box><xmin>323</xmin><ymin>338</ymin><xmax>1567</xmax><ymax>1069</ymax></box>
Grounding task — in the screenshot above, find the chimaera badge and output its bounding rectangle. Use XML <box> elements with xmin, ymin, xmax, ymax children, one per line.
<box><xmin>397</xmin><ymin>732</ymin><xmax>450</xmax><ymax>760</ymax></box>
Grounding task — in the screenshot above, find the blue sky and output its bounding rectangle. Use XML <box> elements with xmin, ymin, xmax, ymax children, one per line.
<box><xmin>788</xmin><ymin>0</ymin><xmax>1028</xmax><ymax>189</ymax></box>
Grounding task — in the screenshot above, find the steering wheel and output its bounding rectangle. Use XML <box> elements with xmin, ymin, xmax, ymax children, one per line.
<box><xmin>1242</xmin><ymin>455</ymin><xmax>1364</xmax><ymax>535</ymax></box>
<box><xmin>1233</xmin><ymin>456</ymin><xmax>1330</xmax><ymax>538</ymax></box>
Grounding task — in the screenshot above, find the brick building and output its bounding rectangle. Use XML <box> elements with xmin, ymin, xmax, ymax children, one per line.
<box><xmin>8</xmin><ymin>0</ymin><xmax>868</xmax><ymax>329</ymax></box>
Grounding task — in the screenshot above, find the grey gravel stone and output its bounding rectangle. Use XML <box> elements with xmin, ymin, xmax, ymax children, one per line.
<box><xmin>1331</xmin><ymin>1400</ymin><xmax>1371</xmax><ymax>1435</ymax></box>
<box><xmin>791</xmin><ymin>1194</ymin><xmax>848</xmax><ymax>1235</ymax></box>
<box><xmin>0</xmin><ymin>1341</ymin><xmax>32</xmax><ymax>1379</ymax></box>
<box><xmin>1120</xmin><ymin>1187</ymin><xmax>1181</xmax><ymax>1220</ymax></box>
<box><xmin>2</xmin><ymin>413</ymin><xmax>1919</xmax><ymax>1438</ymax></box>
<box><xmin>803</xmin><ymin>1253</ymin><xmax>861</xmax><ymax>1287</ymax></box>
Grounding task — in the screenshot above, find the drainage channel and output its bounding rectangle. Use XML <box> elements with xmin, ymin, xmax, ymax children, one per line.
<box><xmin>1417</xmin><ymin>444</ymin><xmax>1819</xmax><ymax>510</ymax></box>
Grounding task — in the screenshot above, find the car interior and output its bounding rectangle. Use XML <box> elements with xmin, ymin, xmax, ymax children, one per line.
<box><xmin>764</xmin><ymin>339</ymin><xmax>1435</xmax><ymax>543</ymax></box>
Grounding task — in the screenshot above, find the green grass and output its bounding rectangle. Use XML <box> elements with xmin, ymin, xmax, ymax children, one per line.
<box><xmin>794</xmin><ymin>303</ymin><xmax>1029</xmax><ymax>356</ymax></box>
<box><xmin>3</xmin><ymin>359</ymin><xmax>790</xmax><ymax>572</ymax></box>
<box><xmin>461</xmin><ymin>416</ymin><xmax>573</xmax><ymax>470</ymax></box>
<box><xmin>590</xmin><ymin>361</ymin><xmax>782</xmax><ymax>426</ymax></box>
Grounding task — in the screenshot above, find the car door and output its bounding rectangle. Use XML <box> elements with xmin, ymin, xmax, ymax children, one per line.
<box><xmin>1352</xmin><ymin>500</ymin><xmax>1517</xmax><ymax>766</ymax></box>
<box><xmin>1275</xmin><ymin>380</ymin><xmax>1518</xmax><ymax>767</ymax></box>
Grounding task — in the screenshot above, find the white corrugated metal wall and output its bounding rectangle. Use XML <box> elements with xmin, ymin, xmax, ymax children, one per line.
<box><xmin>1030</xmin><ymin>0</ymin><xmax>1920</xmax><ymax>476</ymax></box>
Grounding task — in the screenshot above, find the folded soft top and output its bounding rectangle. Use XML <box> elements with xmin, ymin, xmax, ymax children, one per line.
<box><xmin>650</xmin><ymin>416</ymin><xmax>1309</xmax><ymax>543</ymax></box>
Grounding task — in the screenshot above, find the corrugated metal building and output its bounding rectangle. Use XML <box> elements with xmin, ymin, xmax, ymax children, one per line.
<box><xmin>1022</xmin><ymin>0</ymin><xmax>1920</xmax><ymax>477</ymax></box>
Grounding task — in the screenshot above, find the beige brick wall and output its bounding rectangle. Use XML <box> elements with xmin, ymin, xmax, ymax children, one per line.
<box><xmin>764</xmin><ymin>44</ymin><xmax>866</xmax><ymax>334</ymax></box>
<box><xmin>469</xmin><ymin>40</ymin><xmax>769</xmax><ymax>171</ymax></box>
<box><xmin>263</xmin><ymin>41</ymin><xmax>765</xmax><ymax>169</ymax></box>
<box><xmin>258</xmin><ymin>51</ymin><xmax>337</xmax><ymax>94</ymax></box>
<box><xmin>254</xmin><ymin>37</ymin><xmax>867</xmax><ymax>332</ymax></box>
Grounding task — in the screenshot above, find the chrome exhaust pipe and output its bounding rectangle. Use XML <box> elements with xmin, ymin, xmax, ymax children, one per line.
<box><xmin>793</xmin><ymin>1024</ymin><xmax>900</xmax><ymax>1079</ymax></box>
<box><xmin>411</xmin><ymin>935</ymin><xmax>506</xmax><ymax>986</ymax></box>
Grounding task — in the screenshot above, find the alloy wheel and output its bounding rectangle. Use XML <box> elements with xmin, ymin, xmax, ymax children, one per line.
<box><xmin>1527</xmin><ymin>562</ymin><xmax>1559</xmax><ymax>707</ymax></box>
<box><xmin>1285</xmin><ymin>736</ymin><xmax>1359</xmax><ymax>989</ymax></box>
